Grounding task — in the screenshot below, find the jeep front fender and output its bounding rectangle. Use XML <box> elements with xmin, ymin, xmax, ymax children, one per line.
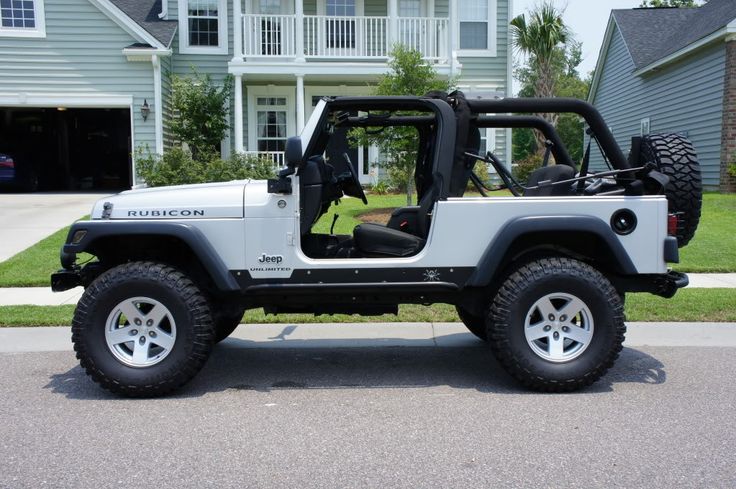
<box><xmin>59</xmin><ymin>221</ymin><xmax>240</xmax><ymax>292</ymax></box>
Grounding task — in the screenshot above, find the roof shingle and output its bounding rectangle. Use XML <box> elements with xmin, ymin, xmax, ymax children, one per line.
<box><xmin>110</xmin><ymin>0</ymin><xmax>177</xmax><ymax>48</ymax></box>
<box><xmin>613</xmin><ymin>0</ymin><xmax>736</xmax><ymax>70</ymax></box>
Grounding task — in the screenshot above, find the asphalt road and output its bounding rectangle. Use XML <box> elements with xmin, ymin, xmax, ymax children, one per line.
<box><xmin>1</xmin><ymin>343</ymin><xmax>735</xmax><ymax>488</ymax></box>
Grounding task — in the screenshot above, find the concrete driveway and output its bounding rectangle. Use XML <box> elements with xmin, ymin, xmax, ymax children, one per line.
<box><xmin>0</xmin><ymin>192</ymin><xmax>111</xmax><ymax>261</ymax></box>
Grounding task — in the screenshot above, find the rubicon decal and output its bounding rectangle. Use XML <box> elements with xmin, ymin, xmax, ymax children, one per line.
<box><xmin>127</xmin><ymin>209</ymin><xmax>205</xmax><ymax>217</ymax></box>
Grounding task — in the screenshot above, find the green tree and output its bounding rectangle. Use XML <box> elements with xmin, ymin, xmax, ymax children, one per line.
<box><xmin>511</xmin><ymin>2</ymin><xmax>570</xmax><ymax>152</ymax></box>
<box><xmin>350</xmin><ymin>45</ymin><xmax>452</xmax><ymax>205</ymax></box>
<box><xmin>639</xmin><ymin>0</ymin><xmax>704</xmax><ymax>7</ymax></box>
<box><xmin>513</xmin><ymin>40</ymin><xmax>590</xmax><ymax>165</ymax></box>
<box><xmin>170</xmin><ymin>69</ymin><xmax>233</xmax><ymax>158</ymax></box>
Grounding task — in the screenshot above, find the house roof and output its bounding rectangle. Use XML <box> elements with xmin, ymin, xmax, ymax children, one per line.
<box><xmin>612</xmin><ymin>0</ymin><xmax>736</xmax><ymax>71</ymax></box>
<box><xmin>109</xmin><ymin>0</ymin><xmax>177</xmax><ymax>47</ymax></box>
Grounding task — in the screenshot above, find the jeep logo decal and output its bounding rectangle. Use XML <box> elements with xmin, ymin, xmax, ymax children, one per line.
<box><xmin>258</xmin><ymin>253</ymin><xmax>284</xmax><ymax>264</ymax></box>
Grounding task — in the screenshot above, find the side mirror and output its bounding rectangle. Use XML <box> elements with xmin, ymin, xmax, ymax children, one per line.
<box><xmin>285</xmin><ymin>137</ymin><xmax>303</xmax><ymax>169</ymax></box>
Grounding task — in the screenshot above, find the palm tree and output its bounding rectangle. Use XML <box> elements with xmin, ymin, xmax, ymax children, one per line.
<box><xmin>511</xmin><ymin>2</ymin><xmax>570</xmax><ymax>152</ymax></box>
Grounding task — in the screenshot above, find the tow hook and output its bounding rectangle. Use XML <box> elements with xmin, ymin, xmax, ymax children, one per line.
<box><xmin>655</xmin><ymin>271</ymin><xmax>689</xmax><ymax>298</ymax></box>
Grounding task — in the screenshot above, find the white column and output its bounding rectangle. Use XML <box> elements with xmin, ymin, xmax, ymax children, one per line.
<box><xmin>295</xmin><ymin>0</ymin><xmax>305</xmax><ymax>61</ymax></box>
<box><xmin>296</xmin><ymin>74</ymin><xmax>305</xmax><ymax>134</ymax></box>
<box><xmin>234</xmin><ymin>74</ymin><xmax>244</xmax><ymax>153</ymax></box>
<box><xmin>233</xmin><ymin>0</ymin><xmax>243</xmax><ymax>59</ymax></box>
<box><xmin>448</xmin><ymin>0</ymin><xmax>459</xmax><ymax>76</ymax></box>
<box><xmin>388</xmin><ymin>0</ymin><xmax>398</xmax><ymax>49</ymax></box>
<box><xmin>152</xmin><ymin>54</ymin><xmax>164</xmax><ymax>155</ymax></box>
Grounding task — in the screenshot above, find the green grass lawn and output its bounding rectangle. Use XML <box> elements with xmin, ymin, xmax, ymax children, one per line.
<box><xmin>1</xmin><ymin>289</ymin><xmax>734</xmax><ymax>327</ymax></box>
<box><xmin>0</xmin><ymin>193</ymin><xmax>733</xmax><ymax>288</ymax></box>
<box><xmin>674</xmin><ymin>193</ymin><xmax>736</xmax><ymax>273</ymax></box>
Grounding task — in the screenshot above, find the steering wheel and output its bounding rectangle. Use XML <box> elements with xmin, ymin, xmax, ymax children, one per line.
<box><xmin>342</xmin><ymin>153</ymin><xmax>368</xmax><ymax>205</ymax></box>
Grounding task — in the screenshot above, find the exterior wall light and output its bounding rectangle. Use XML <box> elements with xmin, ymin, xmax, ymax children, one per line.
<box><xmin>141</xmin><ymin>99</ymin><xmax>151</xmax><ymax>121</ymax></box>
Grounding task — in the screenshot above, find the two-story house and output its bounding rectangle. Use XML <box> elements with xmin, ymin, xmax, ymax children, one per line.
<box><xmin>0</xmin><ymin>0</ymin><xmax>511</xmax><ymax>190</ymax></box>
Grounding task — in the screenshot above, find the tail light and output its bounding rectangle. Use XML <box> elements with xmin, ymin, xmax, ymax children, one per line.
<box><xmin>0</xmin><ymin>157</ymin><xmax>14</xmax><ymax>169</ymax></box>
<box><xmin>667</xmin><ymin>214</ymin><xmax>679</xmax><ymax>236</ymax></box>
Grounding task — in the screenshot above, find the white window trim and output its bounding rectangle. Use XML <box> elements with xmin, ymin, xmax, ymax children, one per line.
<box><xmin>640</xmin><ymin>117</ymin><xmax>651</xmax><ymax>136</ymax></box>
<box><xmin>456</xmin><ymin>0</ymin><xmax>497</xmax><ymax>58</ymax></box>
<box><xmin>178</xmin><ymin>0</ymin><xmax>229</xmax><ymax>55</ymax></box>
<box><xmin>247</xmin><ymin>85</ymin><xmax>296</xmax><ymax>152</ymax></box>
<box><xmin>0</xmin><ymin>0</ymin><xmax>46</xmax><ymax>38</ymax></box>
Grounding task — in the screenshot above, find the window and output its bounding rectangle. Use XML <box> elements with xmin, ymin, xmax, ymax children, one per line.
<box><xmin>0</xmin><ymin>0</ymin><xmax>45</xmax><ymax>37</ymax></box>
<box><xmin>458</xmin><ymin>0</ymin><xmax>496</xmax><ymax>55</ymax></box>
<box><xmin>248</xmin><ymin>90</ymin><xmax>295</xmax><ymax>155</ymax></box>
<box><xmin>179</xmin><ymin>0</ymin><xmax>227</xmax><ymax>54</ymax></box>
<box><xmin>327</xmin><ymin>0</ymin><xmax>356</xmax><ymax>16</ymax></box>
<box><xmin>399</xmin><ymin>0</ymin><xmax>420</xmax><ymax>16</ymax></box>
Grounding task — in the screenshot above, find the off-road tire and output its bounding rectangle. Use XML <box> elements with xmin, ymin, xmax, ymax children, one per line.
<box><xmin>640</xmin><ymin>133</ymin><xmax>702</xmax><ymax>247</ymax></box>
<box><xmin>213</xmin><ymin>308</ymin><xmax>245</xmax><ymax>343</ymax></box>
<box><xmin>72</xmin><ymin>261</ymin><xmax>215</xmax><ymax>397</ymax></box>
<box><xmin>456</xmin><ymin>306</ymin><xmax>488</xmax><ymax>341</ymax></box>
<box><xmin>488</xmin><ymin>257</ymin><xmax>626</xmax><ymax>392</ymax></box>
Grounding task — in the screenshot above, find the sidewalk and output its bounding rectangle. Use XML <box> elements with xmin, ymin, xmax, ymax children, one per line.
<box><xmin>0</xmin><ymin>273</ymin><xmax>734</xmax><ymax>307</ymax></box>
<box><xmin>1</xmin><ymin>322</ymin><xmax>735</xmax><ymax>353</ymax></box>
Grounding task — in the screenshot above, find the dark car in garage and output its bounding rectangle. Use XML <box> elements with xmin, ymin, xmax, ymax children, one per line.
<box><xmin>0</xmin><ymin>152</ymin><xmax>38</xmax><ymax>192</ymax></box>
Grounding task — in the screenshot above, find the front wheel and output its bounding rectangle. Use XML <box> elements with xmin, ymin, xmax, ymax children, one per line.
<box><xmin>488</xmin><ymin>257</ymin><xmax>625</xmax><ymax>392</ymax></box>
<box><xmin>72</xmin><ymin>261</ymin><xmax>215</xmax><ymax>397</ymax></box>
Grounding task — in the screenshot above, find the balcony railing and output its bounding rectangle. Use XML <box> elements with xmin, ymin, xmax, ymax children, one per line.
<box><xmin>241</xmin><ymin>14</ymin><xmax>449</xmax><ymax>61</ymax></box>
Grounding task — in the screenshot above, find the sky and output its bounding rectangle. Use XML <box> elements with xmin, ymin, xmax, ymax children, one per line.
<box><xmin>511</xmin><ymin>0</ymin><xmax>643</xmax><ymax>94</ymax></box>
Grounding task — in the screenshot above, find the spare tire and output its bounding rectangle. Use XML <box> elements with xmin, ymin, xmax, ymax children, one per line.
<box><xmin>640</xmin><ymin>133</ymin><xmax>702</xmax><ymax>247</ymax></box>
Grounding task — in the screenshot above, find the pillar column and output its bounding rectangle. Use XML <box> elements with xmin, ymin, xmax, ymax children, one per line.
<box><xmin>388</xmin><ymin>0</ymin><xmax>398</xmax><ymax>49</ymax></box>
<box><xmin>295</xmin><ymin>0</ymin><xmax>305</xmax><ymax>61</ymax></box>
<box><xmin>234</xmin><ymin>74</ymin><xmax>244</xmax><ymax>153</ymax></box>
<box><xmin>296</xmin><ymin>74</ymin><xmax>305</xmax><ymax>134</ymax></box>
<box><xmin>233</xmin><ymin>0</ymin><xmax>243</xmax><ymax>59</ymax></box>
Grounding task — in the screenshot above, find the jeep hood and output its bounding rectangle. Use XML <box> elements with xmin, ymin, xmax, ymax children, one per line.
<box><xmin>90</xmin><ymin>180</ymin><xmax>250</xmax><ymax>220</ymax></box>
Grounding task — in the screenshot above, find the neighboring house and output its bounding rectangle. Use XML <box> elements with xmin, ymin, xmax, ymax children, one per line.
<box><xmin>0</xmin><ymin>0</ymin><xmax>512</xmax><ymax>190</ymax></box>
<box><xmin>588</xmin><ymin>0</ymin><xmax>736</xmax><ymax>192</ymax></box>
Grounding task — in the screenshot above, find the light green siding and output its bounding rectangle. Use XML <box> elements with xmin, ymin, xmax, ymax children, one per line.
<box><xmin>456</xmin><ymin>0</ymin><xmax>509</xmax><ymax>93</ymax></box>
<box><xmin>590</xmin><ymin>25</ymin><xmax>725</xmax><ymax>188</ymax></box>
<box><xmin>0</xmin><ymin>0</ymin><xmax>156</xmax><ymax>156</ymax></box>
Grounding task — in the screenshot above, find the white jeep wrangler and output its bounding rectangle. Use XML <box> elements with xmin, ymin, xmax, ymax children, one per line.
<box><xmin>52</xmin><ymin>92</ymin><xmax>700</xmax><ymax>397</ymax></box>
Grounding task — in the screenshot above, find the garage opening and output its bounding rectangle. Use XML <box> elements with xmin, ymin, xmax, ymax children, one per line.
<box><xmin>0</xmin><ymin>107</ymin><xmax>132</xmax><ymax>191</ymax></box>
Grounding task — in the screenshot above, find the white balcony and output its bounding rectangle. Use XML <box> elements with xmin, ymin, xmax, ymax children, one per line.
<box><xmin>240</xmin><ymin>13</ymin><xmax>449</xmax><ymax>62</ymax></box>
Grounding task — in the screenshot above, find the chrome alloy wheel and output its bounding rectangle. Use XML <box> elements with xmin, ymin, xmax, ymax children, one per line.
<box><xmin>524</xmin><ymin>292</ymin><xmax>594</xmax><ymax>363</ymax></box>
<box><xmin>105</xmin><ymin>297</ymin><xmax>177</xmax><ymax>368</ymax></box>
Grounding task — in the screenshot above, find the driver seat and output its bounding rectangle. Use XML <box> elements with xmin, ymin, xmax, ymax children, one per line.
<box><xmin>351</xmin><ymin>181</ymin><xmax>437</xmax><ymax>258</ymax></box>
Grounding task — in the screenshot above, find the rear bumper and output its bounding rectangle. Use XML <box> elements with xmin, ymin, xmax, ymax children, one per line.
<box><xmin>614</xmin><ymin>270</ymin><xmax>688</xmax><ymax>299</ymax></box>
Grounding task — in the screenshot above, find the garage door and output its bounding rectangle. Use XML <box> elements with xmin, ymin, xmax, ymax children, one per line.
<box><xmin>0</xmin><ymin>107</ymin><xmax>131</xmax><ymax>191</ymax></box>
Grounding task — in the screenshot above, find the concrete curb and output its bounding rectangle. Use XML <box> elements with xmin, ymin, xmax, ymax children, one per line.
<box><xmin>0</xmin><ymin>322</ymin><xmax>734</xmax><ymax>353</ymax></box>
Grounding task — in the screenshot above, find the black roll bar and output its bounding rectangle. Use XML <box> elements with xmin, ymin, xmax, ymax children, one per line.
<box><xmin>466</xmin><ymin>98</ymin><xmax>629</xmax><ymax>170</ymax></box>
<box><xmin>475</xmin><ymin>115</ymin><xmax>575</xmax><ymax>168</ymax></box>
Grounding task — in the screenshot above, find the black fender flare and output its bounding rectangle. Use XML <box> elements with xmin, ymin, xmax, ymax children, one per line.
<box><xmin>466</xmin><ymin>215</ymin><xmax>638</xmax><ymax>288</ymax></box>
<box><xmin>61</xmin><ymin>221</ymin><xmax>240</xmax><ymax>292</ymax></box>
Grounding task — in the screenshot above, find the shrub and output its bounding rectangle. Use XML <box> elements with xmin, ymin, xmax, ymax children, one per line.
<box><xmin>729</xmin><ymin>161</ymin><xmax>736</xmax><ymax>178</ymax></box>
<box><xmin>136</xmin><ymin>146</ymin><xmax>277</xmax><ymax>187</ymax></box>
<box><xmin>512</xmin><ymin>154</ymin><xmax>543</xmax><ymax>183</ymax></box>
<box><xmin>370</xmin><ymin>179</ymin><xmax>393</xmax><ymax>195</ymax></box>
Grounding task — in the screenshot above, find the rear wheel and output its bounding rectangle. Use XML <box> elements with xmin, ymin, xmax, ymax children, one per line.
<box><xmin>456</xmin><ymin>306</ymin><xmax>488</xmax><ymax>341</ymax></box>
<box><xmin>72</xmin><ymin>261</ymin><xmax>215</xmax><ymax>397</ymax></box>
<box><xmin>488</xmin><ymin>257</ymin><xmax>625</xmax><ymax>392</ymax></box>
<box><xmin>640</xmin><ymin>133</ymin><xmax>702</xmax><ymax>247</ymax></box>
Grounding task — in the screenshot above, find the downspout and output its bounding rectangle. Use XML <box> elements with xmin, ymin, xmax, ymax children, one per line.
<box><xmin>158</xmin><ymin>0</ymin><xmax>168</xmax><ymax>19</ymax></box>
<box><xmin>152</xmin><ymin>54</ymin><xmax>164</xmax><ymax>155</ymax></box>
